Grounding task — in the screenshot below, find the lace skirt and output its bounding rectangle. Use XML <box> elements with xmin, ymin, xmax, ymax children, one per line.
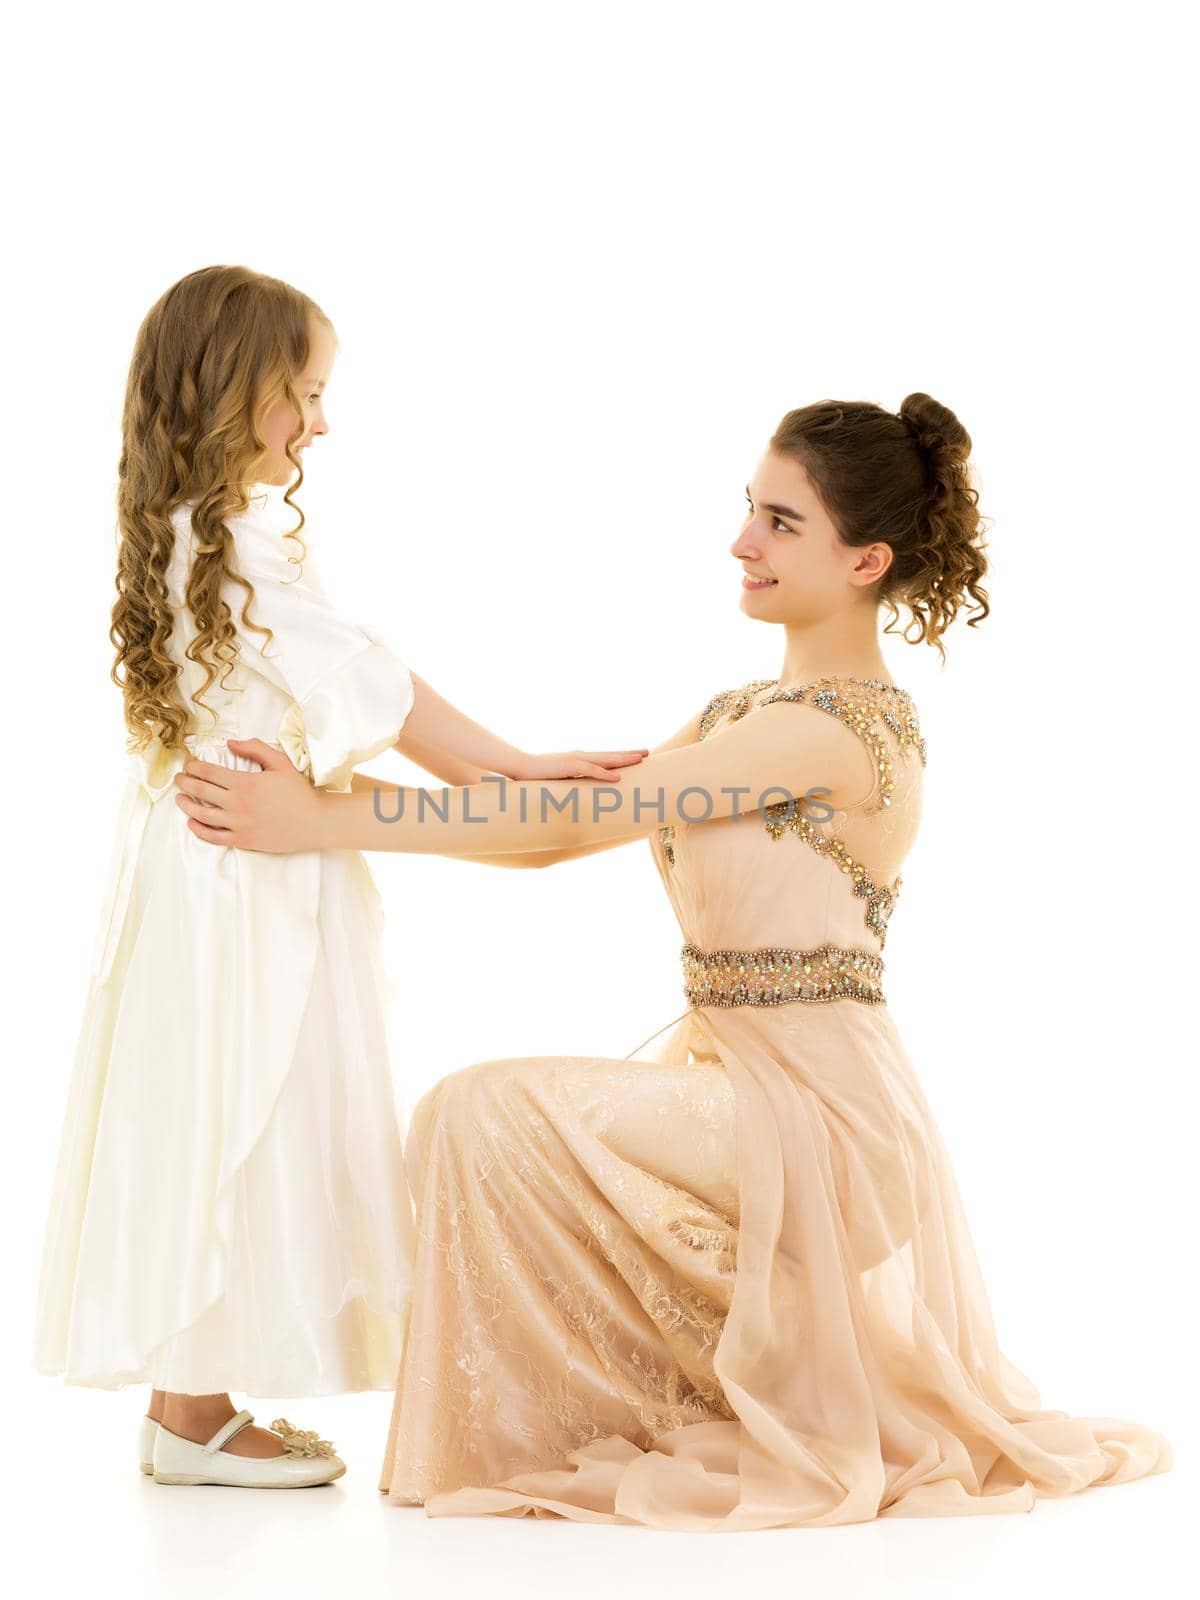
<box><xmin>378</xmin><ymin>1000</ymin><xmax>1173</xmax><ymax>1528</ymax></box>
<box><xmin>380</xmin><ymin>1028</ymin><xmax>740</xmax><ymax>1505</ymax></box>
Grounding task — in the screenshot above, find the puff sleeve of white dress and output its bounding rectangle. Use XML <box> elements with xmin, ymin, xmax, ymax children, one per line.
<box><xmin>223</xmin><ymin>492</ymin><xmax>417</xmax><ymax>791</ymax></box>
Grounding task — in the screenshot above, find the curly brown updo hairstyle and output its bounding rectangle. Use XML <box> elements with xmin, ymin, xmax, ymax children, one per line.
<box><xmin>769</xmin><ymin>394</ymin><xmax>992</xmax><ymax>663</ymax></box>
<box><xmin>111</xmin><ymin>265</ymin><xmax>333</xmax><ymax>755</ymax></box>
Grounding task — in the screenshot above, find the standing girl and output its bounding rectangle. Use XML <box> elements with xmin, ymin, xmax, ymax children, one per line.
<box><xmin>32</xmin><ymin>265</ymin><xmax>646</xmax><ymax>1488</ymax></box>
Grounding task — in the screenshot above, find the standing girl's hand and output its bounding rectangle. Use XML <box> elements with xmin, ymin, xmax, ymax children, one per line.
<box><xmin>173</xmin><ymin>739</ymin><xmax>333</xmax><ymax>853</ymax></box>
<box><xmin>510</xmin><ymin>748</ymin><xmax>650</xmax><ymax>782</ymax></box>
<box><xmin>398</xmin><ymin>674</ymin><xmax>649</xmax><ymax>785</ymax></box>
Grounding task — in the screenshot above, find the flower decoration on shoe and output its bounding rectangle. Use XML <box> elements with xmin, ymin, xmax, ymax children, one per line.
<box><xmin>269</xmin><ymin>1418</ymin><xmax>339</xmax><ymax>1459</ymax></box>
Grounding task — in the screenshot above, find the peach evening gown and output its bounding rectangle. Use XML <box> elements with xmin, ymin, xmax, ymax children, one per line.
<box><xmin>378</xmin><ymin>674</ymin><xmax>1174</xmax><ymax>1530</ymax></box>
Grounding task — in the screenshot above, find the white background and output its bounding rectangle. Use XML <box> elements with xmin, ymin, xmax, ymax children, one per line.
<box><xmin>3</xmin><ymin>1</ymin><xmax>1193</xmax><ymax>1594</ymax></box>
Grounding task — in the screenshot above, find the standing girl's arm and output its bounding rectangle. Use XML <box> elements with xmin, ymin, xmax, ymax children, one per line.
<box><xmin>398</xmin><ymin>673</ymin><xmax>648</xmax><ymax>785</ymax></box>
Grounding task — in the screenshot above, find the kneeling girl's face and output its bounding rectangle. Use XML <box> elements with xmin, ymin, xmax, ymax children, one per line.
<box><xmin>731</xmin><ymin>449</ymin><xmax>893</xmax><ymax>625</ymax></box>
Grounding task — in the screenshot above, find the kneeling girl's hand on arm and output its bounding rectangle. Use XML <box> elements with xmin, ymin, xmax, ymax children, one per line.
<box><xmin>173</xmin><ymin>698</ymin><xmax>873</xmax><ymax>860</ymax></box>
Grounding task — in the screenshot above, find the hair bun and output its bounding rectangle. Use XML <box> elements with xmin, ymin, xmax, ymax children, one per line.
<box><xmin>898</xmin><ymin>392</ymin><xmax>970</xmax><ymax>466</ymax></box>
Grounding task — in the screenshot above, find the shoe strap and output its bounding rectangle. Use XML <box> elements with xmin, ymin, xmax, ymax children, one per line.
<box><xmin>204</xmin><ymin>1409</ymin><xmax>255</xmax><ymax>1454</ymax></box>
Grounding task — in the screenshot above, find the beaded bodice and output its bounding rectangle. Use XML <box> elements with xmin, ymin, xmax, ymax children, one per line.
<box><xmin>652</xmin><ymin>676</ymin><xmax>926</xmax><ymax>1009</ymax></box>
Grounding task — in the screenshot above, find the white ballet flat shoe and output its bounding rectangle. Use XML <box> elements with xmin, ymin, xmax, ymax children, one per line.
<box><xmin>151</xmin><ymin>1409</ymin><xmax>346</xmax><ymax>1488</ymax></box>
<box><xmin>139</xmin><ymin>1414</ymin><xmax>160</xmax><ymax>1475</ymax></box>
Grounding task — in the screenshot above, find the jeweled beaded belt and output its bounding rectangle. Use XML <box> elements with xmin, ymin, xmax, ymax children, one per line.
<box><xmin>681</xmin><ymin>943</ymin><xmax>886</xmax><ymax>1008</ymax></box>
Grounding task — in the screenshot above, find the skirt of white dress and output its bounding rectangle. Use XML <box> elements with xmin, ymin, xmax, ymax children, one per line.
<box><xmin>33</xmin><ymin>746</ymin><xmax>416</xmax><ymax>1397</ymax></box>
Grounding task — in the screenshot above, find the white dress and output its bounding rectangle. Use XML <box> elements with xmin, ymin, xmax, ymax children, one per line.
<box><xmin>33</xmin><ymin>482</ymin><xmax>418</xmax><ymax>1396</ymax></box>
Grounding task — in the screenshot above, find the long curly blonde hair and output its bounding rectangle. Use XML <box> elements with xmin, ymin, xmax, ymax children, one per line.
<box><xmin>111</xmin><ymin>264</ymin><xmax>333</xmax><ymax>754</ymax></box>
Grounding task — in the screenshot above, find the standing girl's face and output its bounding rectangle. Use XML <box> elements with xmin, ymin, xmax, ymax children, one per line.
<box><xmin>255</xmin><ymin>319</ymin><xmax>338</xmax><ymax>485</ymax></box>
<box><xmin>730</xmin><ymin>449</ymin><xmax>893</xmax><ymax>625</ymax></box>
